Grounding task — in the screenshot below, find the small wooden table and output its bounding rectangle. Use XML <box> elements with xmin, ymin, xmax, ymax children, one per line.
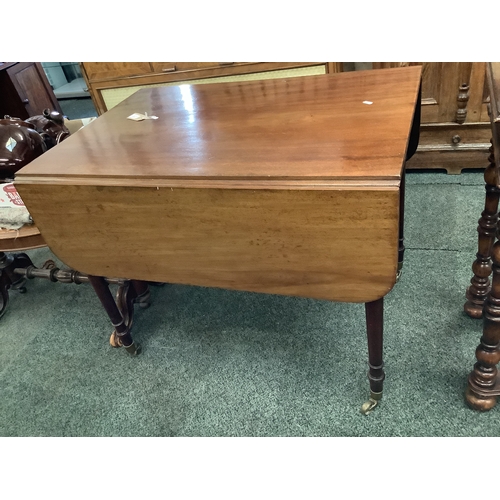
<box><xmin>465</xmin><ymin>62</ymin><xmax>500</xmax><ymax>410</ymax></box>
<box><xmin>14</xmin><ymin>67</ymin><xmax>422</xmax><ymax>413</ymax></box>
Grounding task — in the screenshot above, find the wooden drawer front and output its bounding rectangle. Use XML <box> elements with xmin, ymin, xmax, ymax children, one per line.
<box><xmin>418</xmin><ymin>123</ymin><xmax>491</xmax><ymax>147</ymax></box>
<box><xmin>84</xmin><ymin>62</ymin><xmax>153</xmax><ymax>81</ymax></box>
<box><xmin>100</xmin><ymin>65</ymin><xmax>327</xmax><ymax>112</ymax></box>
<box><xmin>150</xmin><ymin>62</ymin><xmax>225</xmax><ymax>73</ymax></box>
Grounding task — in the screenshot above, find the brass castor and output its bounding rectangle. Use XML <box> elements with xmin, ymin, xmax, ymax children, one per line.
<box><xmin>361</xmin><ymin>391</ymin><xmax>382</xmax><ymax>415</ymax></box>
<box><xmin>109</xmin><ymin>332</ymin><xmax>141</xmax><ymax>355</ymax></box>
<box><xmin>109</xmin><ymin>331</ymin><xmax>122</xmax><ymax>348</ymax></box>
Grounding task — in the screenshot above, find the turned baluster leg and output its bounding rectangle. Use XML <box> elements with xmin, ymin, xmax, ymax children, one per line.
<box><xmin>465</xmin><ymin>239</ymin><xmax>500</xmax><ymax>410</ymax></box>
<box><xmin>361</xmin><ymin>297</ymin><xmax>385</xmax><ymax>415</ymax></box>
<box><xmin>88</xmin><ymin>275</ymin><xmax>141</xmax><ymax>355</ymax></box>
<box><xmin>465</xmin><ymin>143</ymin><xmax>500</xmax><ymax>318</ymax></box>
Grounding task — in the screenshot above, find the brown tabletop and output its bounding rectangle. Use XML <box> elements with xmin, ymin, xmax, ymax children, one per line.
<box><xmin>15</xmin><ymin>66</ymin><xmax>422</xmax><ymax>303</ymax></box>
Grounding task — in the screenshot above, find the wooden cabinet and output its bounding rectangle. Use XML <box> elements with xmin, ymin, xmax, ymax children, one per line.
<box><xmin>0</xmin><ymin>62</ymin><xmax>62</xmax><ymax>119</ymax></box>
<box><xmin>82</xmin><ymin>62</ymin><xmax>156</xmax><ymax>81</ymax></box>
<box><xmin>80</xmin><ymin>62</ymin><xmax>341</xmax><ymax>115</ymax></box>
<box><xmin>372</xmin><ymin>62</ymin><xmax>490</xmax><ymax>173</ymax></box>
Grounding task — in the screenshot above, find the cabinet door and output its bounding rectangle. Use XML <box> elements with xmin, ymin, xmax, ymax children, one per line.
<box><xmin>407</xmin><ymin>62</ymin><xmax>487</xmax><ymax>124</ymax></box>
<box><xmin>7</xmin><ymin>62</ymin><xmax>62</xmax><ymax>116</ymax></box>
<box><xmin>372</xmin><ymin>62</ymin><xmax>488</xmax><ymax>125</ymax></box>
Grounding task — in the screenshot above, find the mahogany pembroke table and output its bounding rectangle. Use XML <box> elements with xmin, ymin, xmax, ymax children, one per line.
<box><xmin>14</xmin><ymin>66</ymin><xmax>422</xmax><ymax>414</ymax></box>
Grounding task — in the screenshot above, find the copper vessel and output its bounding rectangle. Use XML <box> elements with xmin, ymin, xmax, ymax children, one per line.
<box><xmin>0</xmin><ymin>115</ymin><xmax>47</xmax><ymax>180</ymax></box>
<box><xmin>25</xmin><ymin>108</ymin><xmax>70</xmax><ymax>150</ymax></box>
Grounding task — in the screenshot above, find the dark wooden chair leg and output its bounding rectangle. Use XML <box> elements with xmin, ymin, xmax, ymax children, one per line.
<box><xmin>131</xmin><ymin>280</ymin><xmax>151</xmax><ymax>309</ymax></box>
<box><xmin>361</xmin><ymin>297</ymin><xmax>385</xmax><ymax>415</ymax></box>
<box><xmin>0</xmin><ymin>257</ymin><xmax>9</xmax><ymax>319</ymax></box>
<box><xmin>465</xmin><ymin>238</ymin><xmax>500</xmax><ymax>410</ymax></box>
<box><xmin>0</xmin><ymin>251</ymin><xmax>35</xmax><ymax>319</ymax></box>
<box><xmin>465</xmin><ymin>143</ymin><xmax>500</xmax><ymax>319</ymax></box>
<box><xmin>88</xmin><ymin>275</ymin><xmax>141</xmax><ymax>355</ymax></box>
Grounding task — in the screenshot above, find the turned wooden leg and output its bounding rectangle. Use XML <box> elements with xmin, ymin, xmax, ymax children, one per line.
<box><xmin>465</xmin><ymin>143</ymin><xmax>500</xmax><ymax>319</ymax></box>
<box><xmin>466</xmin><ymin>239</ymin><xmax>500</xmax><ymax>411</ymax></box>
<box><xmin>88</xmin><ymin>275</ymin><xmax>141</xmax><ymax>355</ymax></box>
<box><xmin>361</xmin><ymin>297</ymin><xmax>385</xmax><ymax>415</ymax></box>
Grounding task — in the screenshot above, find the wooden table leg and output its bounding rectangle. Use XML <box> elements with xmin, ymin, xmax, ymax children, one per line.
<box><xmin>131</xmin><ymin>280</ymin><xmax>151</xmax><ymax>308</ymax></box>
<box><xmin>361</xmin><ymin>297</ymin><xmax>385</xmax><ymax>415</ymax></box>
<box><xmin>465</xmin><ymin>143</ymin><xmax>500</xmax><ymax>319</ymax></box>
<box><xmin>466</xmin><ymin>237</ymin><xmax>500</xmax><ymax>410</ymax></box>
<box><xmin>88</xmin><ymin>275</ymin><xmax>141</xmax><ymax>355</ymax></box>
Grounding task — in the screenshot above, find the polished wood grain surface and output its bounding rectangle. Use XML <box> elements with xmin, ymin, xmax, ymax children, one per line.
<box><xmin>17</xmin><ymin>67</ymin><xmax>421</xmax><ymax>184</ymax></box>
<box><xmin>17</xmin><ymin>183</ymin><xmax>399</xmax><ymax>303</ymax></box>
<box><xmin>14</xmin><ymin>67</ymin><xmax>421</xmax><ymax>303</ymax></box>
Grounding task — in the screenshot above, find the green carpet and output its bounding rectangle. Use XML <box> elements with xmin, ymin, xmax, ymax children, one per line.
<box><xmin>1</xmin><ymin>169</ymin><xmax>498</xmax><ymax>436</ymax></box>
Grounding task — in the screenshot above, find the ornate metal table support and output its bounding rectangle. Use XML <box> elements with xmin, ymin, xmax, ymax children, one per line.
<box><xmin>361</xmin><ymin>297</ymin><xmax>385</xmax><ymax>415</ymax></box>
<box><xmin>465</xmin><ymin>143</ymin><xmax>500</xmax><ymax>319</ymax></box>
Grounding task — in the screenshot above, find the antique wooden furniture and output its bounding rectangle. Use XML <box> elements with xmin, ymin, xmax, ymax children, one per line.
<box><xmin>14</xmin><ymin>66</ymin><xmax>422</xmax><ymax>413</ymax></box>
<box><xmin>0</xmin><ymin>63</ymin><xmax>63</xmax><ymax>119</ymax></box>
<box><xmin>81</xmin><ymin>62</ymin><xmax>490</xmax><ymax>175</ymax></box>
<box><xmin>80</xmin><ymin>62</ymin><xmax>343</xmax><ymax>115</ymax></box>
<box><xmin>372</xmin><ymin>63</ymin><xmax>491</xmax><ymax>174</ymax></box>
<box><xmin>0</xmin><ymin>225</ymin><xmax>150</xmax><ymax>328</ymax></box>
<box><xmin>465</xmin><ymin>62</ymin><xmax>500</xmax><ymax>411</ymax></box>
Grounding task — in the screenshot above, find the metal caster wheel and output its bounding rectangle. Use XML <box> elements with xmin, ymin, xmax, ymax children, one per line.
<box><xmin>361</xmin><ymin>391</ymin><xmax>382</xmax><ymax>415</ymax></box>
<box><xmin>109</xmin><ymin>331</ymin><xmax>122</xmax><ymax>348</ymax></box>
